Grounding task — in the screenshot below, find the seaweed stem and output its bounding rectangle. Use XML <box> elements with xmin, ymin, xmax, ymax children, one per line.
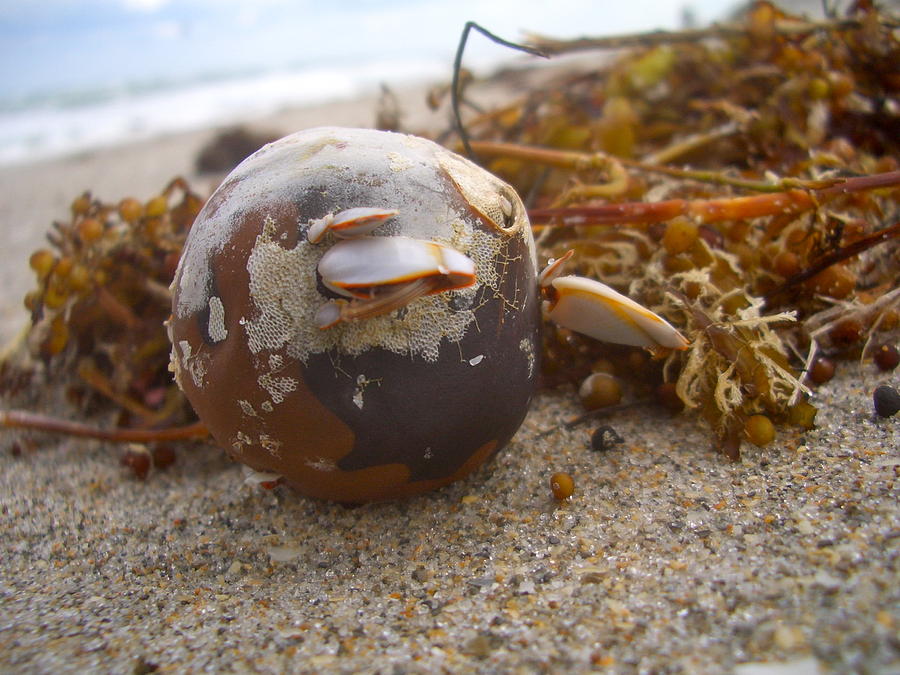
<box><xmin>0</xmin><ymin>409</ymin><xmax>208</xmax><ymax>443</ymax></box>
<box><xmin>523</xmin><ymin>16</ymin><xmax>896</xmax><ymax>55</ymax></box>
<box><xmin>468</xmin><ymin>140</ymin><xmax>890</xmax><ymax>193</ymax></box>
<box><xmin>528</xmin><ymin>170</ymin><xmax>900</xmax><ymax>227</ymax></box>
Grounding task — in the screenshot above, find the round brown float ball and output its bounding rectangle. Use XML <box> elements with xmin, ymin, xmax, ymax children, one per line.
<box><xmin>169</xmin><ymin>127</ymin><xmax>540</xmax><ymax>502</ymax></box>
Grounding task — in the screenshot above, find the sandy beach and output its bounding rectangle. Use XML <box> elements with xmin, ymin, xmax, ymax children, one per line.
<box><xmin>1</xmin><ymin>76</ymin><xmax>898</xmax><ymax>674</ymax></box>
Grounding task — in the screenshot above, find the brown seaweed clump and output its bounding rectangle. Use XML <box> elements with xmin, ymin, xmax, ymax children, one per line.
<box><xmin>444</xmin><ymin>0</ymin><xmax>900</xmax><ymax>456</ymax></box>
<box><xmin>14</xmin><ymin>179</ymin><xmax>203</xmax><ymax>431</ymax></box>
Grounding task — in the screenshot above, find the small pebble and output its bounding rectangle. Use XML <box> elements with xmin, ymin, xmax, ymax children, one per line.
<box><xmin>590</xmin><ymin>426</ymin><xmax>624</xmax><ymax>452</ymax></box>
<box><xmin>873</xmin><ymin>344</ymin><xmax>899</xmax><ymax>371</ymax></box>
<box><xmin>120</xmin><ymin>445</ymin><xmax>151</xmax><ymax>480</ymax></box>
<box><xmin>808</xmin><ymin>356</ymin><xmax>835</xmax><ymax>385</ymax></box>
<box><xmin>579</xmin><ymin>373</ymin><xmax>622</xmax><ymax>410</ymax></box>
<box><xmin>873</xmin><ymin>385</ymin><xmax>900</xmax><ymax>418</ymax></box>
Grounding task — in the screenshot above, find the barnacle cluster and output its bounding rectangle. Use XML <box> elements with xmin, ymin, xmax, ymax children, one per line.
<box><xmin>450</xmin><ymin>1</ymin><xmax>899</xmax><ymax>455</ymax></box>
<box><xmin>19</xmin><ymin>178</ymin><xmax>202</xmax><ymax>427</ymax></box>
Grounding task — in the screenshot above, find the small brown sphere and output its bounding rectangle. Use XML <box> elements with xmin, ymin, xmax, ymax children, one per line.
<box><xmin>53</xmin><ymin>256</ymin><xmax>73</xmax><ymax>279</ymax></box>
<box><xmin>591</xmin><ymin>358</ymin><xmax>616</xmax><ymax>375</ymax></box>
<box><xmin>873</xmin><ymin>344</ymin><xmax>899</xmax><ymax>372</ymax></box>
<box><xmin>118</xmin><ymin>197</ymin><xmax>143</xmax><ymax>224</ymax></box>
<box><xmin>579</xmin><ymin>373</ymin><xmax>622</xmax><ymax>410</ymax></box>
<box><xmin>77</xmin><ymin>217</ymin><xmax>104</xmax><ymax>243</ymax></box>
<box><xmin>550</xmin><ymin>472</ymin><xmax>575</xmax><ymax>500</ymax></box>
<box><xmin>121</xmin><ymin>446</ymin><xmax>151</xmax><ymax>480</ymax></box>
<box><xmin>662</xmin><ymin>218</ymin><xmax>699</xmax><ymax>255</ymax></box>
<box><xmin>873</xmin><ymin>385</ymin><xmax>900</xmax><ymax>418</ymax></box>
<box><xmin>29</xmin><ymin>249</ymin><xmax>56</xmax><ymax>280</ymax></box>
<box><xmin>773</xmin><ymin>250</ymin><xmax>801</xmax><ymax>278</ymax></box>
<box><xmin>805</xmin><ymin>265</ymin><xmax>856</xmax><ymax>300</ymax></box>
<box><xmin>830</xmin><ymin>319</ymin><xmax>863</xmax><ymax>347</ymax></box>
<box><xmin>745</xmin><ymin>414</ymin><xmax>776</xmax><ymax>447</ymax></box>
<box><xmin>808</xmin><ymin>356</ymin><xmax>835</xmax><ymax>385</ymax></box>
<box><xmin>144</xmin><ymin>195</ymin><xmax>168</xmax><ymax>218</ymax></box>
<box><xmin>71</xmin><ymin>193</ymin><xmax>91</xmax><ymax>216</ymax></box>
<box><xmin>67</xmin><ymin>264</ymin><xmax>92</xmax><ymax>293</ymax></box>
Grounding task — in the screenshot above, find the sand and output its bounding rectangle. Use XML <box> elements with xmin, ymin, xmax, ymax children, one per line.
<box><xmin>0</xmin><ymin>76</ymin><xmax>898</xmax><ymax>674</ymax></box>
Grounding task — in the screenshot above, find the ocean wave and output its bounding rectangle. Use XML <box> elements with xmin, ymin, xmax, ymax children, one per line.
<box><xmin>0</xmin><ymin>58</ymin><xmax>446</xmax><ymax>166</ymax></box>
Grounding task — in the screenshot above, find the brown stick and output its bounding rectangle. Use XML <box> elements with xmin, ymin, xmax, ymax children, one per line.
<box><xmin>468</xmin><ymin>140</ymin><xmax>893</xmax><ymax>194</ymax></box>
<box><xmin>528</xmin><ymin>171</ymin><xmax>900</xmax><ymax>227</ymax></box>
<box><xmin>1</xmin><ymin>409</ymin><xmax>208</xmax><ymax>443</ymax></box>
<box><xmin>77</xmin><ymin>360</ymin><xmax>161</xmax><ymax>421</ymax></box>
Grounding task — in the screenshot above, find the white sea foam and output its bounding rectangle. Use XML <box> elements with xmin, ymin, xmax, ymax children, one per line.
<box><xmin>0</xmin><ymin>58</ymin><xmax>445</xmax><ymax>166</ymax></box>
<box><xmin>0</xmin><ymin>0</ymin><xmax>733</xmax><ymax>166</ymax></box>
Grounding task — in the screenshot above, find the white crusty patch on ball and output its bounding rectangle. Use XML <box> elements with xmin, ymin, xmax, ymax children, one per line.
<box><xmin>242</xmin><ymin>215</ymin><xmax>510</xmax><ymax>363</ymax></box>
<box><xmin>237</xmin><ymin>400</ymin><xmax>257</xmax><ymax>417</ymax></box>
<box><xmin>173</xmin><ymin>127</ymin><xmax>537</xmax><ymax>360</ymax></box>
<box><xmin>232</xmin><ymin>431</ymin><xmax>253</xmax><ymax>456</ymax></box>
<box><xmin>207</xmin><ymin>296</ymin><xmax>228</xmax><ymax>342</ymax></box>
<box><xmin>519</xmin><ymin>337</ymin><xmax>536</xmax><ymax>379</ymax></box>
<box><xmin>177</xmin><ymin>339</ymin><xmax>208</xmax><ymax>388</ymax></box>
<box><xmin>257</xmin><ymin>354</ymin><xmax>298</xmax><ymax>404</ymax></box>
<box><xmin>175</xmin><ymin>127</ymin><xmax>460</xmax><ymax>318</ymax></box>
<box><xmin>259</xmin><ymin>434</ymin><xmax>282</xmax><ymax>459</ymax></box>
<box><xmin>305</xmin><ymin>457</ymin><xmax>337</xmax><ymax>472</ymax></box>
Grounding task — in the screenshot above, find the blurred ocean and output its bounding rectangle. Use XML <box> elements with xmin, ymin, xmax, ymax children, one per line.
<box><xmin>0</xmin><ymin>0</ymin><xmax>734</xmax><ymax>166</ymax></box>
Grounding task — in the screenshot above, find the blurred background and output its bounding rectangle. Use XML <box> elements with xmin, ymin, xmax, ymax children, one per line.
<box><xmin>0</xmin><ymin>0</ymin><xmax>762</xmax><ymax>166</ymax></box>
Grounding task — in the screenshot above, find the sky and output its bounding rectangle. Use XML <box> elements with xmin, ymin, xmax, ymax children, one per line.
<box><xmin>0</xmin><ymin>0</ymin><xmax>735</xmax><ymax>104</ymax></box>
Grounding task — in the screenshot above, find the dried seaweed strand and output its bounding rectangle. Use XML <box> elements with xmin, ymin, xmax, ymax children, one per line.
<box><xmin>524</xmin><ymin>16</ymin><xmax>894</xmax><ymax>55</ymax></box>
<box><xmin>0</xmin><ymin>409</ymin><xmax>208</xmax><ymax>443</ymax></box>
<box><xmin>528</xmin><ymin>170</ymin><xmax>900</xmax><ymax>227</ymax></box>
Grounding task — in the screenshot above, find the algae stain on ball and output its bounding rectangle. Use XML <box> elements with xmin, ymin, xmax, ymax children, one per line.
<box><xmin>168</xmin><ymin>127</ymin><xmax>541</xmax><ymax>503</ymax></box>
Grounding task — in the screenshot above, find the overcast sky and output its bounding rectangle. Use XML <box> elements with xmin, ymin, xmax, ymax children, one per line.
<box><xmin>0</xmin><ymin>0</ymin><xmax>735</xmax><ymax>100</ymax></box>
